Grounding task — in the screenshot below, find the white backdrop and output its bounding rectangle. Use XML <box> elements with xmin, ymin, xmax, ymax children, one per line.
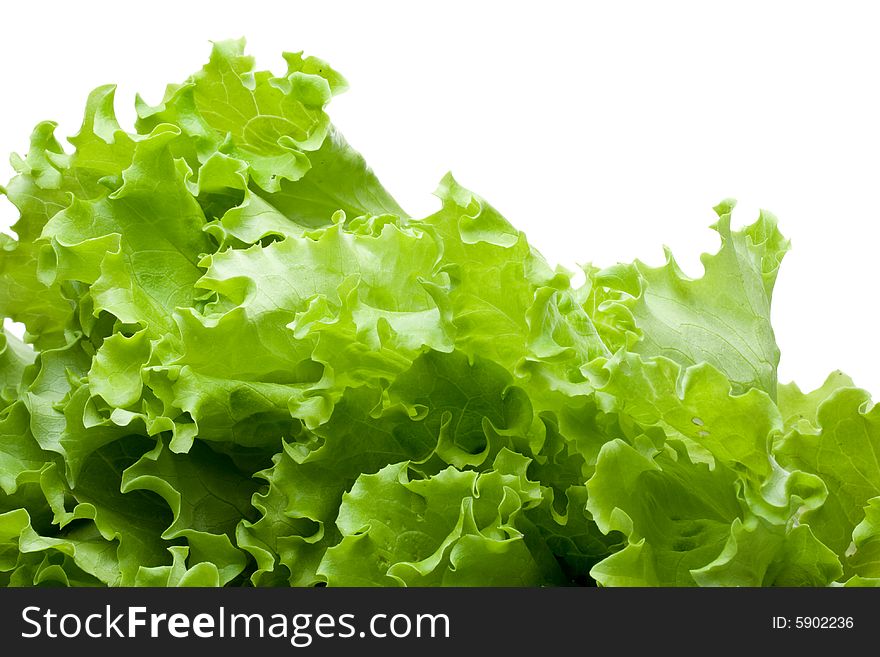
<box><xmin>1</xmin><ymin>0</ymin><xmax>877</xmax><ymax>395</ymax></box>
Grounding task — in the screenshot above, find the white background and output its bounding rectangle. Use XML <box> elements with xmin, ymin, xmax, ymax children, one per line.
<box><xmin>1</xmin><ymin>1</ymin><xmax>877</xmax><ymax>395</ymax></box>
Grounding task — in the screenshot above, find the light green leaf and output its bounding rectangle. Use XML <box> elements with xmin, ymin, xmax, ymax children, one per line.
<box><xmin>775</xmin><ymin>387</ymin><xmax>880</xmax><ymax>568</ymax></box>
<box><xmin>593</xmin><ymin>202</ymin><xmax>788</xmax><ymax>395</ymax></box>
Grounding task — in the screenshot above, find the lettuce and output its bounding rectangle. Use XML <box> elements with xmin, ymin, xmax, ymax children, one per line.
<box><xmin>0</xmin><ymin>39</ymin><xmax>875</xmax><ymax>587</ymax></box>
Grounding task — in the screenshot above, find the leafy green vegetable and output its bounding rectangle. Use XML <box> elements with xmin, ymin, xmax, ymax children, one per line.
<box><xmin>0</xmin><ymin>39</ymin><xmax>876</xmax><ymax>586</ymax></box>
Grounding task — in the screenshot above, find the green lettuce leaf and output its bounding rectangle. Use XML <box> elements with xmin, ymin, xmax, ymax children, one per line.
<box><xmin>590</xmin><ymin>201</ymin><xmax>788</xmax><ymax>396</ymax></box>
<box><xmin>587</xmin><ymin>438</ymin><xmax>839</xmax><ymax>586</ymax></box>
<box><xmin>775</xmin><ymin>386</ymin><xmax>880</xmax><ymax>578</ymax></box>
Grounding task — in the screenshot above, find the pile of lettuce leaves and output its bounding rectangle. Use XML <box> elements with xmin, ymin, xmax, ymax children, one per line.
<box><xmin>0</xmin><ymin>40</ymin><xmax>877</xmax><ymax>588</ymax></box>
